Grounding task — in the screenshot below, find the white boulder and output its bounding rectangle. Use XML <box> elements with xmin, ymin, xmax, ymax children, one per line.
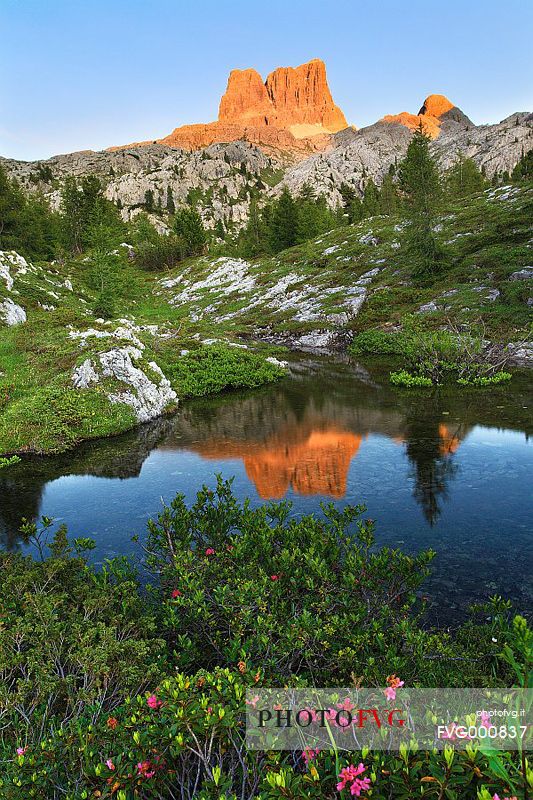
<box><xmin>0</xmin><ymin>298</ymin><xmax>26</xmax><ymax>325</ymax></box>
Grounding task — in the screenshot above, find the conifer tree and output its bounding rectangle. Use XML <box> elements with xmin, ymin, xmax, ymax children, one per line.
<box><xmin>347</xmin><ymin>196</ymin><xmax>364</xmax><ymax>223</ymax></box>
<box><xmin>379</xmin><ymin>173</ymin><xmax>399</xmax><ymax>216</ymax></box>
<box><xmin>173</xmin><ymin>207</ymin><xmax>207</xmax><ymax>256</ymax></box>
<box><xmin>60</xmin><ymin>177</ymin><xmax>86</xmax><ymax>253</ymax></box>
<box><xmin>268</xmin><ymin>188</ymin><xmax>298</xmax><ymax>252</ymax></box>
<box><xmin>511</xmin><ymin>148</ymin><xmax>533</xmax><ymax>181</ymax></box>
<box><xmin>0</xmin><ymin>165</ymin><xmax>59</xmax><ymax>259</ymax></box>
<box><xmin>0</xmin><ymin>165</ymin><xmax>24</xmax><ymax>249</ymax></box>
<box><xmin>239</xmin><ymin>199</ymin><xmax>268</xmax><ymax>257</ymax></box>
<box><xmin>398</xmin><ymin>125</ymin><xmax>446</xmax><ymax>282</ymax></box>
<box><xmin>144</xmin><ymin>189</ymin><xmax>155</xmax><ymax>212</ymax></box>
<box><xmin>361</xmin><ymin>179</ymin><xmax>380</xmax><ymax>217</ymax></box>
<box><xmin>447</xmin><ymin>155</ymin><xmax>485</xmax><ymax>197</ymax></box>
<box><xmin>166</xmin><ymin>186</ymin><xmax>176</xmax><ymax>214</ymax></box>
<box><xmin>215</xmin><ymin>220</ymin><xmax>225</xmax><ymax>241</ymax></box>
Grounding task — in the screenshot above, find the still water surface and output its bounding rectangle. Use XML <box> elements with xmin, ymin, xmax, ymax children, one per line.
<box><xmin>2</xmin><ymin>356</ymin><xmax>531</xmax><ymax>621</ymax></box>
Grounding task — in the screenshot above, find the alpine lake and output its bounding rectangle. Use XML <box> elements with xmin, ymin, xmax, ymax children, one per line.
<box><xmin>2</xmin><ymin>354</ymin><xmax>531</xmax><ymax>624</ymax></box>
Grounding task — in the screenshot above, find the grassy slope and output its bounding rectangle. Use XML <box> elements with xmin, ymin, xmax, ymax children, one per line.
<box><xmin>0</xmin><ymin>253</ymin><xmax>284</xmax><ymax>455</ymax></box>
<box><xmin>157</xmin><ymin>183</ymin><xmax>532</xmax><ymax>342</ymax></box>
<box><xmin>1</xmin><ymin>184</ymin><xmax>531</xmax><ymax>455</ymax></box>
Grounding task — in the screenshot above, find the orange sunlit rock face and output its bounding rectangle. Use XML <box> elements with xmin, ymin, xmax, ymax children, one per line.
<box><xmin>438</xmin><ymin>424</ymin><xmax>461</xmax><ymax>456</ymax></box>
<box><xmin>190</xmin><ymin>425</ymin><xmax>363</xmax><ymax>499</ymax></box>
<box><xmin>157</xmin><ymin>59</ymin><xmax>348</xmax><ymax>156</ymax></box>
<box><xmin>382</xmin><ymin>93</ymin><xmax>456</xmax><ymax>139</ymax></box>
<box><xmin>418</xmin><ymin>94</ymin><xmax>455</xmax><ymax>118</ymax></box>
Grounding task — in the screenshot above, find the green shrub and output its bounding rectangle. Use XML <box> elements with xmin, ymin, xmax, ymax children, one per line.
<box><xmin>457</xmin><ymin>370</ymin><xmax>512</xmax><ymax>386</ymax></box>
<box><xmin>0</xmin><ymin>522</ymin><xmax>166</xmax><ymax>737</ymax></box>
<box><xmin>0</xmin><ymin>455</ymin><xmax>21</xmax><ymax>469</ymax></box>
<box><xmin>160</xmin><ymin>345</ymin><xmax>286</xmax><ymax>398</ymax></box>
<box><xmin>145</xmin><ymin>478</ymin><xmax>512</xmax><ymax>689</ymax></box>
<box><xmin>135</xmin><ymin>235</ymin><xmax>184</xmax><ymax>271</ymax></box>
<box><xmin>390</xmin><ymin>369</ymin><xmax>433</xmax><ymax>387</ymax></box>
<box><xmin>350</xmin><ymin>329</ymin><xmax>406</xmax><ymax>356</ymax></box>
<box><xmin>2</xmin><ymin>680</ymin><xmax>528</xmax><ymax>799</ymax></box>
<box><xmin>354</xmin><ymin>317</ymin><xmax>515</xmax><ymax>388</ymax></box>
<box><xmin>92</xmin><ymin>288</ymin><xmax>116</xmax><ymax>319</ymax></box>
<box><xmin>0</xmin><ymin>487</ymin><xmax>529</xmax><ymax>799</ymax></box>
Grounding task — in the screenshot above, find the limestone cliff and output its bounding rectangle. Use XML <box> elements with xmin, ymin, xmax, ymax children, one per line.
<box><xmin>158</xmin><ymin>58</ymin><xmax>348</xmax><ymax>156</ymax></box>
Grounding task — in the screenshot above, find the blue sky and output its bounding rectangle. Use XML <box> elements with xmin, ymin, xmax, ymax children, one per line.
<box><xmin>2</xmin><ymin>0</ymin><xmax>532</xmax><ymax>161</ymax></box>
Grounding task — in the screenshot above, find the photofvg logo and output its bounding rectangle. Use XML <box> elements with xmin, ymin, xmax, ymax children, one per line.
<box><xmin>245</xmin><ymin>688</ymin><xmax>532</xmax><ymax>751</ymax></box>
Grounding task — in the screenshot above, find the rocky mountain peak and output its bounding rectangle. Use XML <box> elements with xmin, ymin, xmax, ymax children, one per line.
<box><xmin>263</xmin><ymin>59</ymin><xmax>347</xmax><ymax>133</ymax></box>
<box><xmin>155</xmin><ymin>58</ymin><xmax>348</xmax><ymax>157</ymax></box>
<box><xmin>418</xmin><ymin>94</ymin><xmax>455</xmax><ymax>118</ymax></box>
<box><xmin>218</xmin><ymin>68</ymin><xmax>272</xmax><ymax>124</ymax></box>
<box><xmin>215</xmin><ymin>59</ymin><xmax>347</xmax><ymax>134</ymax></box>
<box><xmin>381</xmin><ymin>93</ymin><xmax>469</xmax><ymax>138</ymax></box>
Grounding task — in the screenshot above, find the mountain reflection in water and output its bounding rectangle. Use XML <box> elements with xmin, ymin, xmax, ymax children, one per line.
<box><xmin>0</xmin><ymin>356</ymin><xmax>531</xmax><ymax>618</ymax></box>
<box><xmin>169</xmin><ymin>426</ymin><xmax>364</xmax><ymax>499</ymax></box>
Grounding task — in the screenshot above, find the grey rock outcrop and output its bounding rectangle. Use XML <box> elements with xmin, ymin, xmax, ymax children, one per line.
<box><xmin>509</xmin><ymin>268</ymin><xmax>533</xmax><ymax>281</ymax></box>
<box><xmin>70</xmin><ymin>346</ymin><xmax>177</xmax><ymax>423</ymax></box>
<box><xmin>0</xmin><ymin>298</ymin><xmax>26</xmax><ymax>325</ymax></box>
<box><xmin>1</xmin><ymin>142</ymin><xmax>280</xmax><ymax>232</ymax></box>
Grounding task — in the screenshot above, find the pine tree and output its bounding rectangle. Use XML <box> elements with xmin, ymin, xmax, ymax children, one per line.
<box><xmin>296</xmin><ymin>194</ymin><xmax>336</xmax><ymax>243</ymax></box>
<box><xmin>144</xmin><ymin>189</ymin><xmax>155</xmax><ymax>212</ymax></box>
<box><xmin>60</xmin><ymin>175</ymin><xmax>125</xmax><ymax>254</ymax></box>
<box><xmin>446</xmin><ymin>155</ymin><xmax>485</xmax><ymax>197</ymax></box>
<box><xmin>0</xmin><ymin>165</ymin><xmax>23</xmax><ymax>250</ymax></box>
<box><xmin>348</xmin><ymin>197</ymin><xmax>364</xmax><ymax>223</ymax></box>
<box><xmin>339</xmin><ymin>182</ymin><xmax>356</xmax><ymax>207</ymax></box>
<box><xmin>398</xmin><ymin>125</ymin><xmax>446</xmax><ymax>282</ymax></box>
<box><xmin>0</xmin><ymin>165</ymin><xmax>59</xmax><ymax>259</ymax></box>
<box><xmin>239</xmin><ymin>199</ymin><xmax>268</xmax><ymax>257</ymax></box>
<box><xmin>166</xmin><ymin>186</ymin><xmax>176</xmax><ymax>214</ymax></box>
<box><xmin>379</xmin><ymin>173</ymin><xmax>399</xmax><ymax>216</ymax></box>
<box><xmin>361</xmin><ymin>179</ymin><xmax>380</xmax><ymax>217</ymax></box>
<box><xmin>511</xmin><ymin>148</ymin><xmax>533</xmax><ymax>181</ymax></box>
<box><xmin>173</xmin><ymin>207</ymin><xmax>207</xmax><ymax>256</ymax></box>
<box><xmin>268</xmin><ymin>188</ymin><xmax>298</xmax><ymax>252</ymax></box>
<box><xmin>60</xmin><ymin>177</ymin><xmax>86</xmax><ymax>253</ymax></box>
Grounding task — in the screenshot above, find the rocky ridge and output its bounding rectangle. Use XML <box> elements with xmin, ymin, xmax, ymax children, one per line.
<box><xmin>278</xmin><ymin>111</ymin><xmax>533</xmax><ymax>206</ymax></box>
<box><xmin>134</xmin><ymin>59</ymin><xmax>348</xmax><ymax>157</ymax></box>
<box><xmin>1</xmin><ymin>58</ymin><xmax>532</xmax><ymax>231</ymax></box>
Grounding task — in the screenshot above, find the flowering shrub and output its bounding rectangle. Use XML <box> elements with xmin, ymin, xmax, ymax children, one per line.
<box><xmin>1</xmin><ymin>669</ymin><xmax>530</xmax><ymax>799</ymax></box>
<box><xmin>353</xmin><ymin>318</ymin><xmax>515</xmax><ymax>388</ymax></box>
<box><xmin>145</xmin><ymin>478</ymin><xmax>514</xmax><ymax>688</ymax></box>
<box><xmin>0</xmin><ymin>525</ymin><xmax>166</xmax><ymax>735</ymax></box>
<box><xmin>0</xmin><ymin>483</ymin><xmax>530</xmax><ymax>799</ymax></box>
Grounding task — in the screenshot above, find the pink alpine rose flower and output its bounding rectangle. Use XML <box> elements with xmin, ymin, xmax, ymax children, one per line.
<box><xmin>205</xmin><ymin>547</ymin><xmax>215</xmax><ymax>556</ymax></box>
<box><xmin>146</xmin><ymin>694</ymin><xmax>163</xmax><ymax>710</ymax></box>
<box><xmin>480</xmin><ymin>711</ymin><xmax>492</xmax><ymax>728</ymax></box>
<box><xmin>384</xmin><ymin>674</ymin><xmax>404</xmax><ymax>700</ymax></box>
<box><xmin>302</xmin><ymin>747</ymin><xmax>320</xmax><ymax>764</ymax></box>
<box><xmin>336</xmin><ymin>763</ymin><xmax>371</xmax><ymax>796</ymax></box>
<box><xmin>137</xmin><ymin>760</ymin><xmax>155</xmax><ymax>779</ymax></box>
<box><xmin>245</xmin><ymin>695</ymin><xmax>260</xmax><ymax>708</ymax></box>
<box><xmin>16</xmin><ymin>747</ymin><xmax>27</xmax><ymax>756</ymax></box>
